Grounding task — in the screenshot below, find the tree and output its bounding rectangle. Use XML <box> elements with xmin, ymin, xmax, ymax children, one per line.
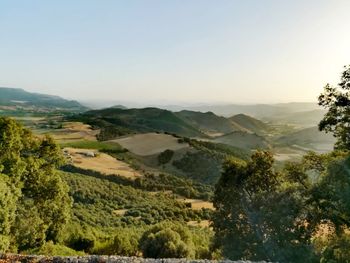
<box><xmin>212</xmin><ymin>151</ymin><xmax>316</xmax><ymax>262</ymax></box>
<box><xmin>318</xmin><ymin>65</ymin><xmax>350</xmax><ymax>150</ymax></box>
<box><xmin>0</xmin><ymin>117</ymin><xmax>72</xmax><ymax>251</ymax></box>
<box><xmin>0</xmin><ymin>175</ymin><xmax>16</xmax><ymax>251</ymax></box>
<box><xmin>139</xmin><ymin>222</ymin><xmax>195</xmax><ymax>258</ymax></box>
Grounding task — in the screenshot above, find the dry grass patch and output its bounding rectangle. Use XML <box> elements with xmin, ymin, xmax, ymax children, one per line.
<box><xmin>50</xmin><ymin>122</ymin><xmax>99</xmax><ymax>142</ymax></box>
<box><xmin>64</xmin><ymin>147</ymin><xmax>142</xmax><ymax>179</ymax></box>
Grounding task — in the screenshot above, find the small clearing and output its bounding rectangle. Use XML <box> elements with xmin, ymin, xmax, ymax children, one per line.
<box><xmin>112</xmin><ymin>133</ymin><xmax>189</xmax><ymax>156</ymax></box>
<box><xmin>64</xmin><ymin>147</ymin><xmax>142</xmax><ymax>179</ymax></box>
<box><xmin>177</xmin><ymin>198</ymin><xmax>214</xmax><ymax>210</ymax></box>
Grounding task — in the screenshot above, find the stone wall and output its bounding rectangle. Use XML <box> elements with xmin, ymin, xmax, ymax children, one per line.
<box><xmin>0</xmin><ymin>254</ymin><xmax>269</xmax><ymax>263</ymax></box>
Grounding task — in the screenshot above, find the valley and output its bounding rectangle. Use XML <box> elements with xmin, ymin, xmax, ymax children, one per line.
<box><xmin>0</xmin><ymin>87</ymin><xmax>338</xmax><ymax>259</ymax></box>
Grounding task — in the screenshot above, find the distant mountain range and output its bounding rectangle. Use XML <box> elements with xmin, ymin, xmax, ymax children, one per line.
<box><xmin>0</xmin><ymin>87</ymin><xmax>87</xmax><ymax>112</ymax></box>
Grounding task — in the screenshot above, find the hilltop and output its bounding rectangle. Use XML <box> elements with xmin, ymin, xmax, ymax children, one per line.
<box><xmin>176</xmin><ymin>110</ymin><xmax>241</xmax><ymax>136</ymax></box>
<box><xmin>229</xmin><ymin>114</ymin><xmax>270</xmax><ymax>135</ymax></box>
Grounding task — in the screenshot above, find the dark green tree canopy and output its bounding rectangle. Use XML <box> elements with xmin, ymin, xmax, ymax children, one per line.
<box><xmin>139</xmin><ymin>221</ymin><xmax>195</xmax><ymax>258</ymax></box>
<box><xmin>319</xmin><ymin>65</ymin><xmax>350</xmax><ymax>149</ymax></box>
<box><xmin>0</xmin><ymin>117</ymin><xmax>71</xmax><ymax>252</ymax></box>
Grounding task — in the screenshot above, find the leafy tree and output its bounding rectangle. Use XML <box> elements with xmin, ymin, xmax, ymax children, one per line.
<box><xmin>212</xmin><ymin>151</ymin><xmax>316</xmax><ymax>262</ymax></box>
<box><xmin>0</xmin><ymin>175</ymin><xmax>16</xmax><ymax>251</ymax></box>
<box><xmin>139</xmin><ymin>222</ymin><xmax>195</xmax><ymax>258</ymax></box>
<box><xmin>158</xmin><ymin>149</ymin><xmax>174</xmax><ymax>165</ymax></box>
<box><xmin>0</xmin><ymin>117</ymin><xmax>72</xmax><ymax>251</ymax></box>
<box><xmin>318</xmin><ymin>65</ymin><xmax>350</xmax><ymax>149</ymax></box>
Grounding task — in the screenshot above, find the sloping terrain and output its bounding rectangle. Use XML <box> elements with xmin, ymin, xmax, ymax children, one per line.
<box><xmin>38</xmin><ymin>122</ymin><xmax>99</xmax><ymax>143</ymax></box>
<box><xmin>74</xmin><ymin>107</ymin><xmax>205</xmax><ymax>138</ymax></box>
<box><xmin>112</xmin><ymin>133</ymin><xmax>189</xmax><ymax>156</ymax></box>
<box><xmin>275</xmin><ymin>126</ymin><xmax>336</xmax><ymax>152</ymax></box>
<box><xmin>229</xmin><ymin>114</ymin><xmax>270</xmax><ymax>134</ymax></box>
<box><xmin>0</xmin><ymin>87</ymin><xmax>87</xmax><ymax>112</ymax></box>
<box><xmin>213</xmin><ymin>131</ymin><xmax>270</xmax><ymax>150</ymax></box>
<box><xmin>64</xmin><ymin>147</ymin><xmax>142</xmax><ymax>179</ymax></box>
<box><xmin>265</xmin><ymin>109</ymin><xmax>326</xmax><ymax>127</ymax></box>
<box><xmin>176</xmin><ymin>110</ymin><xmax>241</xmax><ymax>136</ymax></box>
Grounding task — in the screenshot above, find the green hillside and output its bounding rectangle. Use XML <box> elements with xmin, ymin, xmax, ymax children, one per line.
<box><xmin>213</xmin><ymin>131</ymin><xmax>270</xmax><ymax>150</ymax></box>
<box><xmin>0</xmin><ymin>87</ymin><xmax>87</xmax><ymax>112</ymax></box>
<box><xmin>229</xmin><ymin>113</ymin><xmax>270</xmax><ymax>134</ymax></box>
<box><xmin>276</xmin><ymin>126</ymin><xmax>336</xmax><ymax>152</ymax></box>
<box><xmin>73</xmin><ymin>107</ymin><xmax>205</xmax><ymax>139</ymax></box>
<box><xmin>176</xmin><ymin>110</ymin><xmax>241</xmax><ymax>135</ymax></box>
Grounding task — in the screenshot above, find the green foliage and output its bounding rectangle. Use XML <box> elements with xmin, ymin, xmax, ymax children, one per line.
<box><xmin>139</xmin><ymin>222</ymin><xmax>195</xmax><ymax>258</ymax></box>
<box><xmin>318</xmin><ymin>65</ymin><xmax>350</xmax><ymax>150</ymax></box>
<box><xmin>93</xmin><ymin>227</ymin><xmax>140</xmax><ymax>256</ymax></box>
<box><xmin>61</xmin><ymin>140</ymin><xmax>127</xmax><ymax>155</ymax></box>
<box><xmin>158</xmin><ymin>149</ymin><xmax>175</xmax><ymax>165</ymax></box>
<box><xmin>0</xmin><ymin>117</ymin><xmax>72</xmax><ymax>252</ymax></box>
<box><xmin>180</xmin><ymin>137</ymin><xmax>250</xmax><ymax>160</ymax></box>
<box><xmin>70</xmin><ymin>107</ymin><xmax>205</xmax><ymax>139</ymax></box>
<box><xmin>213</xmin><ymin>151</ymin><xmax>316</xmax><ymax>262</ymax></box>
<box><xmin>134</xmin><ymin>173</ymin><xmax>213</xmax><ymax>200</ymax></box>
<box><xmin>61</xmin><ymin>171</ymin><xmax>207</xmax><ymax>230</ymax></box>
<box><xmin>173</xmin><ymin>151</ymin><xmax>222</xmax><ymax>184</ymax></box>
<box><xmin>0</xmin><ymin>175</ymin><xmax>16</xmax><ymax>251</ymax></box>
<box><xmin>27</xmin><ymin>241</ymin><xmax>85</xmax><ymax>256</ymax></box>
<box><xmin>318</xmin><ymin>232</ymin><xmax>350</xmax><ymax>263</ymax></box>
<box><xmin>174</xmin><ymin>138</ymin><xmax>249</xmax><ymax>184</ymax></box>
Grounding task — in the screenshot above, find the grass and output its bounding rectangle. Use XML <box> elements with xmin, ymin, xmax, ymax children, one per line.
<box><xmin>61</xmin><ymin>140</ymin><xmax>124</xmax><ymax>152</ymax></box>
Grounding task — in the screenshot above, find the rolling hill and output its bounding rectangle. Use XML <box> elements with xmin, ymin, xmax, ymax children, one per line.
<box><xmin>74</xmin><ymin>107</ymin><xmax>206</xmax><ymax>138</ymax></box>
<box><xmin>213</xmin><ymin>131</ymin><xmax>270</xmax><ymax>150</ymax></box>
<box><xmin>275</xmin><ymin>126</ymin><xmax>336</xmax><ymax>152</ymax></box>
<box><xmin>265</xmin><ymin>109</ymin><xmax>326</xmax><ymax>127</ymax></box>
<box><xmin>176</xmin><ymin>110</ymin><xmax>241</xmax><ymax>136</ymax></box>
<box><xmin>229</xmin><ymin>114</ymin><xmax>271</xmax><ymax>135</ymax></box>
<box><xmin>0</xmin><ymin>87</ymin><xmax>87</xmax><ymax>112</ymax></box>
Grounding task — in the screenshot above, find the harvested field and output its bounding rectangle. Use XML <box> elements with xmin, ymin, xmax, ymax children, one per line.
<box><xmin>63</xmin><ymin>147</ymin><xmax>142</xmax><ymax>179</ymax></box>
<box><xmin>177</xmin><ymin>198</ymin><xmax>214</xmax><ymax>210</ymax></box>
<box><xmin>112</xmin><ymin>133</ymin><xmax>189</xmax><ymax>156</ymax></box>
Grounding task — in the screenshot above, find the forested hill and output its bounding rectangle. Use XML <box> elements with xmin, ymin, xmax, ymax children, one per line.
<box><xmin>71</xmin><ymin>107</ymin><xmax>273</xmax><ymax>140</ymax></box>
<box><xmin>0</xmin><ymin>87</ymin><xmax>87</xmax><ymax>112</ymax></box>
<box><xmin>74</xmin><ymin>107</ymin><xmax>206</xmax><ymax>138</ymax></box>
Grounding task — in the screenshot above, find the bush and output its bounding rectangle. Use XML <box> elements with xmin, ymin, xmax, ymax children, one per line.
<box><xmin>27</xmin><ymin>241</ymin><xmax>85</xmax><ymax>256</ymax></box>
<box><xmin>158</xmin><ymin>149</ymin><xmax>175</xmax><ymax>165</ymax></box>
<box><xmin>139</xmin><ymin>222</ymin><xmax>195</xmax><ymax>258</ymax></box>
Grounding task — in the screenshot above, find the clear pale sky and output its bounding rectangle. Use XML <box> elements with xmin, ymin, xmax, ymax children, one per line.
<box><xmin>1</xmin><ymin>0</ymin><xmax>350</xmax><ymax>104</ymax></box>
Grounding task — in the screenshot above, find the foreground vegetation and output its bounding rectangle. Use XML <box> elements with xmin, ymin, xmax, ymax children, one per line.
<box><xmin>1</xmin><ymin>66</ymin><xmax>350</xmax><ymax>262</ymax></box>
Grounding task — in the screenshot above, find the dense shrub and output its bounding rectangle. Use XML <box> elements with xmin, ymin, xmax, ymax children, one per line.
<box><xmin>139</xmin><ymin>222</ymin><xmax>195</xmax><ymax>258</ymax></box>
<box><xmin>158</xmin><ymin>149</ymin><xmax>175</xmax><ymax>165</ymax></box>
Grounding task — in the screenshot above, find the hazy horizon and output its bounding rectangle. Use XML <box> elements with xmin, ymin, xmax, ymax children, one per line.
<box><xmin>1</xmin><ymin>0</ymin><xmax>350</xmax><ymax>103</ymax></box>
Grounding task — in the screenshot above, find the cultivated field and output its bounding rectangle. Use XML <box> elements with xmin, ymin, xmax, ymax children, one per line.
<box><xmin>64</xmin><ymin>147</ymin><xmax>142</xmax><ymax>179</ymax></box>
<box><xmin>112</xmin><ymin>133</ymin><xmax>189</xmax><ymax>156</ymax></box>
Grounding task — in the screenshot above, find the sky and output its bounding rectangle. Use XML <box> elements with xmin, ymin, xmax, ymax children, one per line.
<box><xmin>1</xmin><ymin>0</ymin><xmax>350</xmax><ymax>104</ymax></box>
